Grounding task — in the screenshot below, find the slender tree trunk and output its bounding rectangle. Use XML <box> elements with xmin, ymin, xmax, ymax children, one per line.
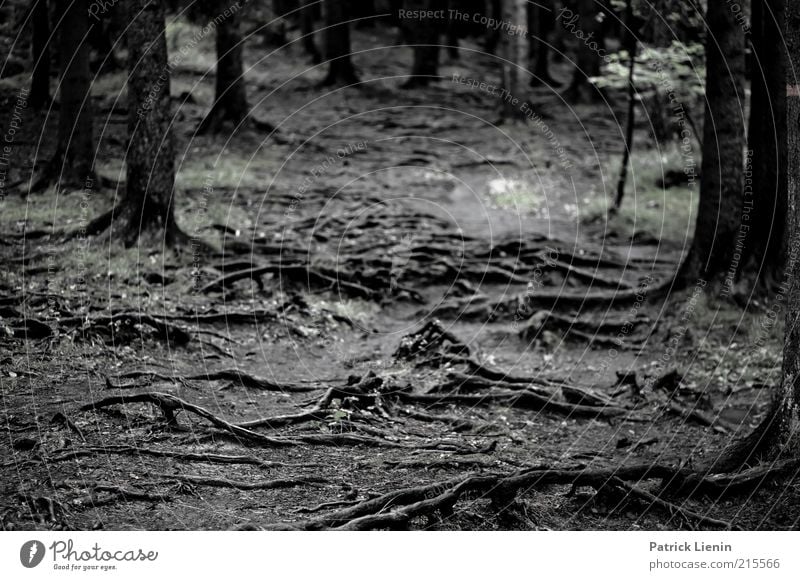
<box><xmin>642</xmin><ymin>0</ymin><xmax>672</xmax><ymax>143</ymax></box>
<box><xmin>88</xmin><ymin>9</ymin><xmax>121</xmax><ymax>72</ymax></box>
<box><xmin>321</xmin><ymin>0</ymin><xmax>358</xmax><ymax>86</ymax></box>
<box><xmin>740</xmin><ymin>0</ymin><xmax>787</xmax><ymax>290</ymax></box>
<box><xmin>445</xmin><ymin>0</ymin><xmax>460</xmax><ymax>60</ymax></box>
<box><xmin>498</xmin><ymin>0</ymin><xmax>527</xmax><ymax>118</ymax></box>
<box><xmin>528</xmin><ymin>0</ymin><xmax>554</xmax><ymax>86</ymax></box>
<box><xmin>613</xmin><ymin>0</ymin><xmax>637</xmax><ymax>210</ymax></box>
<box><xmin>402</xmin><ymin>0</ymin><xmax>441</xmax><ymax>88</ymax></box>
<box><xmin>33</xmin><ymin>0</ymin><xmax>95</xmax><ymax>190</ymax></box>
<box><xmin>30</xmin><ymin>0</ymin><xmax>50</xmax><ymax>109</ymax></box>
<box><xmin>565</xmin><ymin>0</ymin><xmax>602</xmax><ymax>102</ymax></box>
<box><xmin>772</xmin><ymin>0</ymin><xmax>800</xmax><ymax>456</ymax></box>
<box><xmin>484</xmin><ymin>0</ymin><xmax>502</xmax><ymax>53</ymax></box>
<box><xmin>117</xmin><ymin>0</ymin><xmax>181</xmax><ymax>246</ymax></box>
<box><xmin>198</xmin><ymin>10</ymin><xmax>250</xmax><ymax>133</ymax></box>
<box><xmin>301</xmin><ymin>0</ymin><xmax>321</xmax><ymax>63</ymax></box>
<box><xmin>678</xmin><ymin>0</ymin><xmax>746</xmax><ymax>286</ymax></box>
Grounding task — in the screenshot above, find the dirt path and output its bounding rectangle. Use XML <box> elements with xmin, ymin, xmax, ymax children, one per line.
<box><xmin>0</xmin><ymin>21</ymin><xmax>794</xmax><ymax>531</ymax></box>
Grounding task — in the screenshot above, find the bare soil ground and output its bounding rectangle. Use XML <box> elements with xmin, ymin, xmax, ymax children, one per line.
<box><xmin>1</xmin><ymin>15</ymin><xmax>798</xmax><ymax>530</ymax></box>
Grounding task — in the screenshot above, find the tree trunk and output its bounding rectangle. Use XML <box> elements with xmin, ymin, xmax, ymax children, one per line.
<box><xmin>528</xmin><ymin>0</ymin><xmax>554</xmax><ymax>86</ymax></box>
<box><xmin>34</xmin><ymin>0</ymin><xmax>95</xmax><ymax>190</ymax></box>
<box><xmin>678</xmin><ymin>0</ymin><xmax>746</xmax><ymax>286</ymax></box>
<box><xmin>484</xmin><ymin>0</ymin><xmax>502</xmax><ymax>53</ymax></box>
<box><xmin>498</xmin><ymin>0</ymin><xmax>527</xmax><ymax>118</ymax></box>
<box><xmin>402</xmin><ymin>0</ymin><xmax>441</xmax><ymax>88</ymax></box>
<box><xmin>30</xmin><ymin>0</ymin><xmax>50</xmax><ymax>109</ymax></box>
<box><xmin>565</xmin><ymin>0</ymin><xmax>603</xmax><ymax>102</ymax></box>
<box><xmin>300</xmin><ymin>0</ymin><xmax>321</xmax><ymax>63</ymax></box>
<box><xmin>199</xmin><ymin>10</ymin><xmax>250</xmax><ymax>133</ymax></box>
<box><xmin>740</xmin><ymin>0</ymin><xmax>787</xmax><ymax>290</ymax></box>
<box><xmin>321</xmin><ymin>0</ymin><xmax>358</xmax><ymax>86</ymax></box>
<box><xmin>772</xmin><ymin>0</ymin><xmax>800</xmax><ymax>456</ymax></box>
<box><xmin>614</xmin><ymin>0</ymin><xmax>637</xmax><ymax>211</ymax></box>
<box><xmin>642</xmin><ymin>0</ymin><xmax>673</xmax><ymax>143</ymax></box>
<box><xmin>118</xmin><ymin>0</ymin><xmax>181</xmax><ymax>246</ymax></box>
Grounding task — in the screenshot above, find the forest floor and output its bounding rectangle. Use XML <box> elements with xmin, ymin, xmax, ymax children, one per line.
<box><xmin>1</xmin><ymin>14</ymin><xmax>798</xmax><ymax>530</ymax></box>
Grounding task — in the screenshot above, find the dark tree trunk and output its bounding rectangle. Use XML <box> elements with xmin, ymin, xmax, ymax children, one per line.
<box><xmin>614</xmin><ymin>0</ymin><xmax>637</xmax><ymax>211</ymax></box>
<box><xmin>565</xmin><ymin>0</ymin><xmax>603</xmax><ymax>102</ymax></box>
<box><xmin>642</xmin><ymin>0</ymin><xmax>672</xmax><ymax>143</ymax></box>
<box><xmin>321</xmin><ymin>0</ymin><xmax>358</xmax><ymax>86</ymax></box>
<box><xmin>498</xmin><ymin>0</ymin><xmax>526</xmax><ymax>119</ymax></box>
<box><xmin>484</xmin><ymin>0</ymin><xmax>502</xmax><ymax>53</ymax></box>
<box><xmin>772</xmin><ymin>0</ymin><xmax>800</xmax><ymax>456</ymax></box>
<box><xmin>740</xmin><ymin>0</ymin><xmax>787</xmax><ymax>290</ymax></box>
<box><xmin>198</xmin><ymin>11</ymin><xmax>250</xmax><ymax>133</ymax></box>
<box><xmin>301</xmin><ymin>0</ymin><xmax>321</xmax><ymax>63</ymax></box>
<box><xmin>88</xmin><ymin>8</ymin><xmax>122</xmax><ymax>72</ymax></box>
<box><xmin>352</xmin><ymin>0</ymin><xmax>377</xmax><ymax>27</ymax></box>
<box><xmin>117</xmin><ymin>0</ymin><xmax>181</xmax><ymax>246</ymax></box>
<box><xmin>30</xmin><ymin>0</ymin><xmax>50</xmax><ymax>109</ymax></box>
<box><xmin>32</xmin><ymin>0</ymin><xmax>95</xmax><ymax>190</ymax></box>
<box><xmin>445</xmin><ymin>0</ymin><xmax>460</xmax><ymax>61</ymax></box>
<box><xmin>528</xmin><ymin>0</ymin><xmax>555</xmax><ymax>86</ymax></box>
<box><xmin>678</xmin><ymin>0</ymin><xmax>746</xmax><ymax>286</ymax></box>
<box><xmin>402</xmin><ymin>0</ymin><xmax>441</xmax><ymax>88</ymax></box>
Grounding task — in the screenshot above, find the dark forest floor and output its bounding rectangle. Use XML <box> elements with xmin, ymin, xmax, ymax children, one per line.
<box><xmin>1</xmin><ymin>13</ymin><xmax>798</xmax><ymax>530</ymax></box>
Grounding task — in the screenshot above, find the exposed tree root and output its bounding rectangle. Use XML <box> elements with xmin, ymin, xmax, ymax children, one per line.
<box><xmin>252</xmin><ymin>459</ymin><xmax>788</xmax><ymax>530</ymax></box>
<box><xmin>394</xmin><ymin>320</ymin><xmax>471</xmax><ymax>364</ymax></box>
<box><xmin>61</xmin><ymin>312</ymin><xmax>192</xmax><ymax>345</ymax></box>
<box><xmin>442</xmin><ymin>275</ymin><xmax>673</xmax><ymax>322</ymax></box>
<box><xmin>45</xmin><ymin>445</ymin><xmax>312</xmax><ymax>469</ymax></box>
<box><xmin>664</xmin><ymin>400</ymin><xmax>734</xmax><ymax>434</ymax></box>
<box><xmin>519</xmin><ymin>309</ymin><xmax>650</xmax><ymax>348</ymax></box>
<box><xmin>395</xmin><ymin>390</ymin><xmax>628</xmax><ymax>419</ymax></box>
<box><xmin>79</xmin><ymin>392</ymin><xmax>298</xmax><ymax>447</ymax></box>
<box><xmin>79</xmin><ymin>484</ymin><xmax>172</xmax><ymax>508</ymax></box>
<box><xmin>105</xmin><ymin>368</ymin><xmax>316</xmax><ymax>393</ymax></box>
<box><xmin>153</xmin><ymin>473</ymin><xmax>327</xmax><ymax>491</ymax></box>
<box><xmin>200</xmin><ymin>262</ymin><xmax>377</xmax><ymax>299</ymax></box>
<box><xmin>607</xmin><ymin>477</ymin><xmax>736</xmax><ymax>530</ymax></box>
<box><xmin>78</xmin><ymin>391</ymin><xmax>478</xmax><ymax>451</ymax></box>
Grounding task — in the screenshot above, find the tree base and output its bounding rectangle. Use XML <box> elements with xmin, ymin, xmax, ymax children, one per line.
<box><xmin>84</xmin><ymin>204</ymin><xmax>205</xmax><ymax>251</ymax></box>
<box><xmin>28</xmin><ymin>149</ymin><xmax>95</xmax><ymax>194</ymax></box>
<box><xmin>197</xmin><ymin>105</ymin><xmax>277</xmax><ymax>136</ymax></box>
<box><xmin>319</xmin><ymin>67</ymin><xmax>360</xmax><ymax>88</ymax></box>
<box><xmin>401</xmin><ymin>76</ymin><xmax>436</xmax><ymax>89</ymax></box>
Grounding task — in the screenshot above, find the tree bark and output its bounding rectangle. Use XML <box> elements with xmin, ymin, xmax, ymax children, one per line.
<box><xmin>401</xmin><ymin>0</ymin><xmax>442</xmax><ymax>88</ymax></box>
<box><xmin>30</xmin><ymin>0</ymin><xmax>50</xmax><ymax>109</ymax></box>
<box><xmin>565</xmin><ymin>0</ymin><xmax>603</xmax><ymax>102</ymax></box>
<box><xmin>498</xmin><ymin>0</ymin><xmax>527</xmax><ymax>118</ymax></box>
<box><xmin>772</xmin><ymin>0</ymin><xmax>800</xmax><ymax>456</ymax></box>
<box><xmin>300</xmin><ymin>0</ymin><xmax>321</xmax><ymax>64</ymax></box>
<box><xmin>199</xmin><ymin>10</ymin><xmax>250</xmax><ymax>133</ymax></box>
<box><xmin>118</xmin><ymin>0</ymin><xmax>181</xmax><ymax>246</ymax></box>
<box><xmin>528</xmin><ymin>0</ymin><xmax>554</xmax><ymax>86</ymax></box>
<box><xmin>740</xmin><ymin>0</ymin><xmax>788</xmax><ymax>290</ymax></box>
<box><xmin>678</xmin><ymin>0</ymin><xmax>746</xmax><ymax>286</ymax></box>
<box><xmin>321</xmin><ymin>0</ymin><xmax>358</xmax><ymax>86</ymax></box>
<box><xmin>614</xmin><ymin>0</ymin><xmax>637</xmax><ymax>210</ymax></box>
<box><xmin>34</xmin><ymin>0</ymin><xmax>95</xmax><ymax>190</ymax></box>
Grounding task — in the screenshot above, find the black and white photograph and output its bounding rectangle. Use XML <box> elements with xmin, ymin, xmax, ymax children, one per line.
<box><xmin>0</xmin><ymin>0</ymin><xmax>798</xmax><ymax>577</ymax></box>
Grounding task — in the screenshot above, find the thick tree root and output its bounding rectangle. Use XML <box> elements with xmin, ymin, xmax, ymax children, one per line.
<box><xmin>105</xmin><ymin>368</ymin><xmax>317</xmax><ymax>393</ymax></box>
<box><xmin>61</xmin><ymin>312</ymin><xmax>192</xmax><ymax>345</ymax></box>
<box><xmin>253</xmin><ymin>460</ymin><xmax>788</xmax><ymax>530</ymax></box>
<box><xmin>80</xmin><ymin>392</ymin><xmax>295</xmax><ymax>446</ymax></box>
<box><xmin>78</xmin><ymin>391</ymin><xmax>479</xmax><ymax>451</ymax></box>
<box><xmin>153</xmin><ymin>473</ymin><xmax>327</xmax><ymax>490</ymax></box>
<box><xmin>45</xmin><ymin>445</ymin><xmax>314</xmax><ymax>469</ymax></box>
